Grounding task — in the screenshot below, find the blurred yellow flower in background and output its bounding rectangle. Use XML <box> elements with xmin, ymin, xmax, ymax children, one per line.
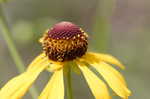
<box><xmin>0</xmin><ymin>22</ymin><xmax>131</xmax><ymax>99</ymax></box>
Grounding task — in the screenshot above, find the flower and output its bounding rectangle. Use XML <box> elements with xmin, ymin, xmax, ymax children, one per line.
<box><xmin>0</xmin><ymin>21</ymin><xmax>131</xmax><ymax>99</ymax></box>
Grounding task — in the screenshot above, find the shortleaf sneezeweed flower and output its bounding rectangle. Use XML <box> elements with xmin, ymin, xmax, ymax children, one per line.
<box><xmin>0</xmin><ymin>22</ymin><xmax>131</xmax><ymax>99</ymax></box>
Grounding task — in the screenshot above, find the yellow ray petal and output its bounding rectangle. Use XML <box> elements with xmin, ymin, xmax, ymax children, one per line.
<box><xmin>93</xmin><ymin>62</ymin><xmax>131</xmax><ymax>98</ymax></box>
<box><xmin>78</xmin><ymin>62</ymin><xmax>111</xmax><ymax>99</ymax></box>
<box><xmin>27</xmin><ymin>57</ymin><xmax>50</xmax><ymax>73</ymax></box>
<box><xmin>11</xmin><ymin>75</ymin><xmax>38</xmax><ymax>99</ymax></box>
<box><xmin>27</xmin><ymin>52</ymin><xmax>60</xmax><ymax>71</ymax></box>
<box><xmin>90</xmin><ymin>62</ymin><xmax>126</xmax><ymax>86</ymax></box>
<box><xmin>27</xmin><ymin>53</ymin><xmax>47</xmax><ymax>70</ymax></box>
<box><xmin>83</xmin><ymin>52</ymin><xmax>125</xmax><ymax>69</ymax></box>
<box><xmin>46</xmin><ymin>63</ymin><xmax>64</xmax><ymax>72</ymax></box>
<box><xmin>39</xmin><ymin>69</ymin><xmax>64</xmax><ymax>99</ymax></box>
<box><xmin>0</xmin><ymin>60</ymin><xmax>48</xmax><ymax>99</ymax></box>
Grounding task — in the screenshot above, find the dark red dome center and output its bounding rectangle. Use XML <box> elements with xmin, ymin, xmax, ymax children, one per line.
<box><xmin>48</xmin><ymin>21</ymin><xmax>83</xmax><ymax>39</ymax></box>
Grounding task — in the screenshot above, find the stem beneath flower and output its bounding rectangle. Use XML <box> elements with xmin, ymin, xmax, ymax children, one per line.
<box><xmin>0</xmin><ymin>3</ymin><xmax>38</xmax><ymax>99</ymax></box>
<box><xmin>66</xmin><ymin>66</ymin><xmax>73</xmax><ymax>99</ymax></box>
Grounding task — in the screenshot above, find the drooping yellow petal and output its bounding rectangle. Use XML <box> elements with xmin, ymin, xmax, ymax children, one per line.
<box><xmin>0</xmin><ymin>58</ymin><xmax>48</xmax><ymax>99</ymax></box>
<box><xmin>83</xmin><ymin>52</ymin><xmax>125</xmax><ymax>69</ymax></box>
<box><xmin>27</xmin><ymin>53</ymin><xmax>61</xmax><ymax>71</ymax></box>
<box><xmin>77</xmin><ymin>62</ymin><xmax>111</xmax><ymax>99</ymax></box>
<box><xmin>89</xmin><ymin>62</ymin><xmax>126</xmax><ymax>86</ymax></box>
<box><xmin>93</xmin><ymin>62</ymin><xmax>131</xmax><ymax>98</ymax></box>
<box><xmin>46</xmin><ymin>63</ymin><xmax>64</xmax><ymax>72</ymax></box>
<box><xmin>27</xmin><ymin>53</ymin><xmax>47</xmax><ymax>70</ymax></box>
<box><xmin>39</xmin><ymin>69</ymin><xmax>64</xmax><ymax>99</ymax></box>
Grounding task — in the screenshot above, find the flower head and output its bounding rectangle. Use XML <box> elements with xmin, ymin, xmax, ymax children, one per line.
<box><xmin>40</xmin><ymin>21</ymin><xmax>88</xmax><ymax>62</ymax></box>
<box><xmin>0</xmin><ymin>21</ymin><xmax>131</xmax><ymax>99</ymax></box>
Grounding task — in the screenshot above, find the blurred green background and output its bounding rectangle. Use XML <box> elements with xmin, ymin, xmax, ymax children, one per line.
<box><xmin>0</xmin><ymin>0</ymin><xmax>150</xmax><ymax>99</ymax></box>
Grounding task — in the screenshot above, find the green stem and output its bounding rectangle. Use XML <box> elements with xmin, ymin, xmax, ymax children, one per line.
<box><xmin>66</xmin><ymin>66</ymin><xmax>73</xmax><ymax>99</ymax></box>
<box><xmin>91</xmin><ymin>0</ymin><xmax>115</xmax><ymax>52</ymax></box>
<box><xmin>0</xmin><ymin>4</ymin><xmax>38</xmax><ymax>99</ymax></box>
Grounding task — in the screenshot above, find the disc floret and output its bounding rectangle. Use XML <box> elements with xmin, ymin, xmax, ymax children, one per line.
<box><xmin>40</xmin><ymin>22</ymin><xmax>88</xmax><ymax>62</ymax></box>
